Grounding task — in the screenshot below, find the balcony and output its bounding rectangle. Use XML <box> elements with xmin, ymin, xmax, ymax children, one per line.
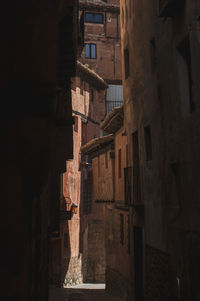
<box><xmin>106</xmin><ymin>101</ymin><xmax>123</xmax><ymax>114</ymax></box>
<box><xmin>159</xmin><ymin>0</ymin><xmax>185</xmax><ymax>18</ymax></box>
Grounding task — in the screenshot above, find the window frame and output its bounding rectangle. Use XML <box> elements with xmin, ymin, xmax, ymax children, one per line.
<box><xmin>85</xmin><ymin>12</ymin><xmax>104</xmax><ymax>24</ymax></box>
<box><xmin>85</xmin><ymin>43</ymin><xmax>97</xmax><ymax>59</ymax></box>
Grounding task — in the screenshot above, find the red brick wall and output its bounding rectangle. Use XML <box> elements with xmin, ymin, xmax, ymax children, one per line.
<box><xmin>61</xmin><ymin>75</ymin><xmax>106</xmax><ymax>285</ymax></box>
<box><xmin>80</xmin><ymin>6</ymin><xmax>121</xmax><ymax>82</ymax></box>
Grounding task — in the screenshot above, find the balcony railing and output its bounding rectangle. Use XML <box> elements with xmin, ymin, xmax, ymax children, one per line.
<box><xmin>106</xmin><ymin>101</ymin><xmax>123</xmax><ymax>114</ymax></box>
<box><xmin>159</xmin><ymin>0</ymin><xmax>185</xmax><ymax>18</ymax></box>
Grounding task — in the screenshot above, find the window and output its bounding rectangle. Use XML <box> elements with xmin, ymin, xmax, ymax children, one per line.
<box><xmin>132</xmin><ymin>131</ymin><xmax>141</xmax><ymax>203</ymax></box>
<box><xmin>124</xmin><ymin>48</ymin><xmax>130</xmax><ymax>79</ymax></box>
<box><xmin>85</xmin><ymin>13</ymin><xmax>104</xmax><ymax>24</ymax></box>
<box><xmin>74</xmin><ymin>115</ymin><xmax>78</xmax><ymax>133</ymax></box>
<box><xmin>85</xmin><ymin>43</ymin><xmax>97</xmax><ymax>59</ymax></box>
<box><xmin>83</xmin><ymin>179</ymin><xmax>88</xmax><ymax>213</ymax></box>
<box><xmin>144</xmin><ymin>126</ymin><xmax>153</xmax><ymax>161</ymax></box>
<box><xmin>118</xmin><ymin>149</ymin><xmax>122</xmax><ymax>178</ymax></box>
<box><xmin>120</xmin><ymin>214</ymin><xmax>124</xmax><ymax>245</ymax></box>
<box><xmin>124</xmin><ymin>167</ymin><xmax>132</xmax><ymax>205</ymax></box>
<box><xmin>176</xmin><ymin>36</ymin><xmax>194</xmax><ymax>114</ymax></box>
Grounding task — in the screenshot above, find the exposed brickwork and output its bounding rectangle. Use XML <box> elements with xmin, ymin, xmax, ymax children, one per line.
<box><xmin>80</xmin><ymin>0</ymin><xmax>121</xmax><ymax>82</ymax></box>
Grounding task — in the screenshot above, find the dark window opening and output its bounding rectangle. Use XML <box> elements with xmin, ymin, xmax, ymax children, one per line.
<box><xmin>85</xmin><ymin>13</ymin><xmax>104</xmax><ymax>24</ymax></box>
<box><xmin>85</xmin><ymin>43</ymin><xmax>97</xmax><ymax>59</ymax></box>
<box><xmin>74</xmin><ymin>116</ymin><xmax>78</xmax><ymax>133</ymax></box>
<box><xmin>118</xmin><ymin>149</ymin><xmax>122</xmax><ymax>178</ymax></box>
<box><xmin>132</xmin><ymin>131</ymin><xmax>141</xmax><ymax>203</ymax></box>
<box><xmin>124</xmin><ymin>48</ymin><xmax>130</xmax><ymax>79</ymax></box>
<box><xmin>144</xmin><ymin>126</ymin><xmax>153</xmax><ymax>161</ymax></box>
<box><xmin>83</xmin><ymin>179</ymin><xmax>88</xmax><ymax>213</ymax></box>
<box><xmin>124</xmin><ymin>167</ymin><xmax>132</xmax><ymax>205</ymax></box>
<box><xmin>176</xmin><ymin>36</ymin><xmax>194</xmax><ymax>113</ymax></box>
<box><xmin>120</xmin><ymin>214</ymin><xmax>124</xmax><ymax>245</ymax></box>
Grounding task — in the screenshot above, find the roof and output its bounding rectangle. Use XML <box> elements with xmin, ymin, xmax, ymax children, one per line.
<box><xmin>79</xmin><ymin>0</ymin><xmax>120</xmax><ymax>13</ymax></box>
<box><xmin>76</xmin><ymin>61</ymin><xmax>108</xmax><ymax>90</ymax></box>
<box><xmin>100</xmin><ymin>106</ymin><xmax>124</xmax><ymax>134</ymax></box>
<box><xmin>81</xmin><ymin>134</ymin><xmax>114</xmax><ymax>154</ymax></box>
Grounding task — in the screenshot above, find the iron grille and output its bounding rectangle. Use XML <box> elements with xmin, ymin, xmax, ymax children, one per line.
<box><xmin>106</xmin><ymin>101</ymin><xmax>123</xmax><ymax>114</ymax></box>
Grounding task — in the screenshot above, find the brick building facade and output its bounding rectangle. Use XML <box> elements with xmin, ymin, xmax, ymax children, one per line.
<box><xmin>79</xmin><ymin>0</ymin><xmax>123</xmax><ymax>114</ymax></box>
<box><xmin>50</xmin><ymin>61</ymin><xmax>107</xmax><ymax>286</ymax></box>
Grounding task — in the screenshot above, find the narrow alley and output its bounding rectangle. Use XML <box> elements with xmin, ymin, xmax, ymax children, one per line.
<box><xmin>50</xmin><ymin>284</ymin><xmax>123</xmax><ymax>301</ymax></box>
<box><xmin>2</xmin><ymin>0</ymin><xmax>200</xmax><ymax>300</ymax></box>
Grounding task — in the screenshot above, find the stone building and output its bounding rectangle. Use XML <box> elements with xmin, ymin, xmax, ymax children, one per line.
<box><xmin>120</xmin><ymin>0</ymin><xmax>200</xmax><ymax>300</ymax></box>
<box><xmin>0</xmin><ymin>0</ymin><xmax>83</xmax><ymax>300</ymax></box>
<box><xmin>50</xmin><ymin>61</ymin><xmax>107</xmax><ymax>286</ymax></box>
<box><xmin>79</xmin><ymin>0</ymin><xmax>123</xmax><ymax>114</ymax></box>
